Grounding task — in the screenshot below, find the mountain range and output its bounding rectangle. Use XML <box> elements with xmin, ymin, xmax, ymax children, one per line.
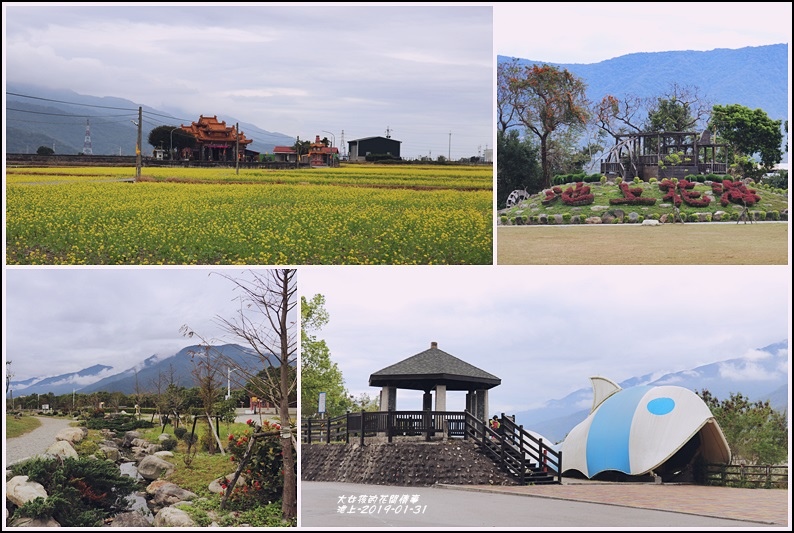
<box><xmin>5</xmin><ymin>82</ymin><xmax>296</xmax><ymax>156</ymax></box>
<box><xmin>8</xmin><ymin>344</ymin><xmax>272</xmax><ymax>397</ymax></box>
<box><xmin>499</xmin><ymin>43</ymin><xmax>788</xmax><ymax>163</ymax></box>
<box><xmin>514</xmin><ymin>339</ymin><xmax>789</xmax><ymax>444</ymax></box>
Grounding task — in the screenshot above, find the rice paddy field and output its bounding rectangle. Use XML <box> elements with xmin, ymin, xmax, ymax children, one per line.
<box><xmin>5</xmin><ymin>164</ymin><xmax>493</xmax><ymax>265</ymax></box>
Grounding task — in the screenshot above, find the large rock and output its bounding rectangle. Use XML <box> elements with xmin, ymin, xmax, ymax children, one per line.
<box><xmin>55</xmin><ymin>427</ymin><xmax>87</xmax><ymax>444</ymax></box>
<box><xmin>45</xmin><ymin>441</ymin><xmax>78</xmax><ymax>460</ymax></box>
<box><xmin>152</xmin><ymin>506</ymin><xmax>197</xmax><ymax>527</ymax></box>
<box><xmin>8</xmin><ymin>516</ymin><xmax>61</xmax><ymax>527</ymax></box>
<box><xmin>208</xmin><ymin>474</ymin><xmax>246</xmax><ymax>495</ymax></box>
<box><xmin>150</xmin><ymin>482</ymin><xmax>197</xmax><ymax>507</ymax></box>
<box><xmin>122</xmin><ymin>431</ymin><xmax>143</xmax><ymax>448</ymax></box>
<box><xmin>110</xmin><ymin>511</ymin><xmax>153</xmax><ymax>527</ymax></box>
<box><xmin>137</xmin><ymin>455</ymin><xmax>175</xmax><ymax>481</ymax></box>
<box><xmin>6</xmin><ymin>475</ymin><xmax>48</xmax><ymax>507</ymax></box>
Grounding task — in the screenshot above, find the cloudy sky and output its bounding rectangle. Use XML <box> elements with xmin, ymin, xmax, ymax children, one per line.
<box><xmin>4</xmin><ymin>267</ymin><xmax>297</xmax><ymax>383</ymax></box>
<box><xmin>495</xmin><ymin>3</ymin><xmax>791</xmax><ymax>63</ymax></box>
<box><xmin>300</xmin><ymin>265</ymin><xmax>790</xmax><ymax>415</ymax></box>
<box><xmin>3</xmin><ymin>3</ymin><xmax>493</xmax><ymax>160</ymax></box>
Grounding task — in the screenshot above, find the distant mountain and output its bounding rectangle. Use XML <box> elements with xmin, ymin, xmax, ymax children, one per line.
<box><xmin>513</xmin><ymin>339</ymin><xmax>789</xmax><ymax>444</ymax></box>
<box><xmin>5</xmin><ymin>82</ymin><xmax>296</xmax><ymax>156</ymax></box>
<box><xmin>499</xmin><ymin>43</ymin><xmax>788</xmax><ymax>162</ymax></box>
<box><xmin>8</xmin><ymin>364</ymin><xmax>115</xmax><ymax>397</ymax></box>
<box><xmin>8</xmin><ymin>343</ymin><xmax>276</xmax><ymax>396</ymax></box>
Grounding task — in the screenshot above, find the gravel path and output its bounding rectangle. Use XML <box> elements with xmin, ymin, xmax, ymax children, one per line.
<box><xmin>5</xmin><ymin>416</ymin><xmax>75</xmax><ymax>466</ymax></box>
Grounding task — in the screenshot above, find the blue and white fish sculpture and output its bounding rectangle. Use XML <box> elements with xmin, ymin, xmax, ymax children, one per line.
<box><xmin>560</xmin><ymin>376</ymin><xmax>731</xmax><ymax>478</ymax></box>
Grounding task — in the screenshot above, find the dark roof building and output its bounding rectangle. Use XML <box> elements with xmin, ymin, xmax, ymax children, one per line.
<box><xmin>369</xmin><ymin>341</ymin><xmax>500</xmax><ymax>421</ymax></box>
<box><xmin>348</xmin><ymin>135</ymin><xmax>401</xmax><ymax>162</ymax></box>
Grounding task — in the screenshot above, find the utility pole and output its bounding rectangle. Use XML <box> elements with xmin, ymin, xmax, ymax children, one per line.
<box><xmin>135</xmin><ymin>106</ymin><xmax>142</xmax><ymax>179</ymax></box>
<box><xmin>448</xmin><ymin>131</ymin><xmax>451</xmax><ymax>161</ymax></box>
<box><xmin>235</xmin><ymin>122</ymin><xmax>240</xmax><ymax>175</ymax></box>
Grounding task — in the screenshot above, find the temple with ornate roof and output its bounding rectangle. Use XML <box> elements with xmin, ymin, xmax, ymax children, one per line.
<box><xmin>179</xmin><ymin>115</ymin><xmax>253</xmax><ymax>162</ymax></box>
<box><xmin>307</xmin><ymin>135</ymin><xmax>339</xmax><ymax>167</ymax></box>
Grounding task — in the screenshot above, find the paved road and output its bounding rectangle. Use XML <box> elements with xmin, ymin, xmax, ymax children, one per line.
<box><xmin>5</xmin><ymin>416</ymin><xmax>75</xmax><ymax>466</ymax></box>
<box><xmin>300</xmin><ymin>481</ymin><xmax>781</xmax><ymax>528</ymax></box>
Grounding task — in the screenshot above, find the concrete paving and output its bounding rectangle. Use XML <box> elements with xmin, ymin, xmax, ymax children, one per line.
<box><xmin>301</xmin><ymin>480</ymin><xmax>788</xmax><ymax>528</ymax></box>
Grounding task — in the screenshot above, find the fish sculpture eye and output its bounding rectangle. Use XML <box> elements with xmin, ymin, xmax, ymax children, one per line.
<box><xmin>646</xmin><ymin>396</ymin><xmax>675</xmax><ymax>415</ymax></box>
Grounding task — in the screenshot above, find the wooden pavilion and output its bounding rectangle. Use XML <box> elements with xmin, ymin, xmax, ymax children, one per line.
<box><xmin>369</xmin><ymin>341</ymin><xmax>501</xmax><ymax>422</ymax></box>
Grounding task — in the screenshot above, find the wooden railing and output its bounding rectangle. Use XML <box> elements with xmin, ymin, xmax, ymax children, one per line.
<box><xmin>704</xmin><ymin>464</ymin><xmax>788</xmax><ymax>488</ymax></box>
<box><xmin>301</xmin><ymin>410</ymin><xmax>562</xmax><ymax>484</ymax></box>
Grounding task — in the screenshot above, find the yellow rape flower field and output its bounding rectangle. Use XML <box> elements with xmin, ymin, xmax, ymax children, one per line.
<box><xmin>6</xmin><ymin>164</ymin><xmax>493</xmax><ymax>265</ymax></box>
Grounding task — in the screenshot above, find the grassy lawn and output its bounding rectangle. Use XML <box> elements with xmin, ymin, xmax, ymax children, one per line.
<box><xmin>499</xmin><ymin>179</ymin><xmax>788</xmax><ymax>224</ymax></box>
<box><xmin>5</xmin><ymin>414</ymin><xmax>43</xmax><ymax>438</ymax></box>
<box><xmin>497</xmin><ymin>222</ymin><xmax>789</xmax><ymax>265</ymax></box>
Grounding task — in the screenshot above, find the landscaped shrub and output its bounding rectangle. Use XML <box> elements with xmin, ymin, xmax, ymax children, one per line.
<box><xmin>562</xmin><ymin>213</ymin><xmax>572</xmax><ymax>224</ymax></box>
<box><xmin>85</xmin><ymin>414</ymin><xmax>153</xmax><ymax>435</ymax></box>
<box><xmin>174</xmin><ymin>426</ymin><xmax>188</xmax><ymax>440</ymax></box>
<box><xmin>561</xmin><ymin>182</ymin><xmax>594</xmax><ymax>206</ymax></box>
<box><xmin>688</xmin><ymin>213</ymin><xmax>699</xmax><ymax>222</ymax></box>
<box><xmin>223</xmin><ymin>419</ymin><xmax>293</xmax><ymax>509</ymax></box>
<box><xmin>160</xmin><ymin>436</ymin><xmax>177</xmax><ymax>451</ymax></box>
<box><xmin>8</xmin><ymin>457</ymin><xmax>138</xmax><ymax>527</ymax></box>
<box><xmin>770</xmin><ymin>211</ymin><xmax>780</xmax><ymax>221</ymax></box>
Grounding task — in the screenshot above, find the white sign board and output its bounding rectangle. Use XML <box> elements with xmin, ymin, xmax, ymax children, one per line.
<box><xmin>318</xmin><ymin>392</ymin><xmax>326</xmax><ymax>414</ymax></box>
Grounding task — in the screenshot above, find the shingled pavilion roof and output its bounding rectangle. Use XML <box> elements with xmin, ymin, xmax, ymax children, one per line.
<box><xmin>369</xmin><ymin>342</ymin><xmax>501</xmax><ymax>392</ymax></box>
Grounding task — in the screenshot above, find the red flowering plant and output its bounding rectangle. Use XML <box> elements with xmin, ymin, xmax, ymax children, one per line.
<box><xmin>223</xmin><ymin>419</ymin><xmax>292</xmax><ymax>507</ymax></box>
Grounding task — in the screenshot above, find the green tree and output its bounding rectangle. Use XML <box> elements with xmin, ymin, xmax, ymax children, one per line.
<box><xmin>147</xmin><ymin>125</ymin><xmax>196</xmax><ymax>157</ymax></box>
<box><xmin>496</xmin><ymin>129</ymin><xmax>541</xmax><ymax>205</ymax></box>
<box><xmin>697</xmin><ymin>389</ymin><xmax>788</xmax><ymax>465</ymax></box>
<box><xmin>709</xmin><ymin>104</ymin><xmax>784</xmax><ymax>178</ymax></box>
<box><xmin>645</xmin><ymin>84</ymin><xmax>711</xmax><ymax>133</ymax></box>
<box><xmin>350</xmin><ymin>392</ymin><xmax>380</xmax><ymax>412</ymax></box>
<box><xmin>503</xmin><ymin>60</ymin><xmax>589</xmax><ymax>189</ymax></box>
<box><xmin>36</xmin><ymin>145</ymin><xmax>54</xmax><ymax>156</ymax></box>
<box><xmin>301</xmin><ymin>294</ymin><xmax>351</xmax><ymax>418</ymax></box>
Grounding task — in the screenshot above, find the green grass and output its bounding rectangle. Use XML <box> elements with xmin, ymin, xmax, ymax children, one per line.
<box><xmin>5</xmin><ymin>414</ymin><xmax>42</xmax><ymax>438</ymax></box>
<box><xmin>499</xmin><ymin>179</ymin><xmax>788</xmax><ymax>224</ymax></box>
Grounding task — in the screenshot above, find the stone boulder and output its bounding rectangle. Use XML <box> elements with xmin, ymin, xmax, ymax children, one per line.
<box><xmin>110</xmin><ymin>511</ymin><xmax>152</xmax><ymax>527</ymax></box>
<box><xmin>150</xmin><ymin>482</ymin><xmax>197</xmax><ymax>507</ymax></box>
<box><xmin>137</xmin><ymin>455</ymin><xmax>175</xmax><ymax>481</ymax></box>
<box><xmin>152</xmin><ymin>506</ymin><xmax>197</xmax><ymax>528</ymax></box>
<box><xmin>55</xmin><ymin>427</ymin><xmax>87</xmax><ymax>444</ymax></box>
<box><xmin>6</xmin><ymin>475</ymin><xmax>48</xmax><ymax>507</ymax></box>
<box><xmin>8</xmin><ymin>516</ymin><xmax>61</xmax><ymax>527</ymax></box>
<box><xmin>45</xmin><ymin>440</ymin><xmax>78</xmax><ymax>460</ymax></box>
<box><xmin>122</xmin><ymin>431</ymin><xmax>143</xmax><ymax>448</ymax></box>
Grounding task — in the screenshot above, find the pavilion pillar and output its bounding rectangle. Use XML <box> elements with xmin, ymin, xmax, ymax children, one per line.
<box><xmin>380</xmin><ymin>386</ymin><xmax>396</xmax><ymax>411</ymax></box>
<box><xmin>435</xmin><ymin>384</ymin><xmax>446</xmax><ymax>412</ymax></box>
<box><xmin>422</xmin><ymin>392</ymin><xmax>432</xmax><ymax>411</ymax></box>
<box><xmin>474</xmin><ymin>389</ymin><xmax>488</xmax><ymax>421</ymax></box>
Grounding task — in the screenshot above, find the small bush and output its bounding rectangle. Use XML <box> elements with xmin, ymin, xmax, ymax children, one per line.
<box><xmin>9</xmin><ymin>457</ymin><xmax>138</xmax><ymax>527</ymax></box>
<box><xmin>174</xmin><ymin>427</ymin><xmax>187</xmax><ymax>440</ymax></box>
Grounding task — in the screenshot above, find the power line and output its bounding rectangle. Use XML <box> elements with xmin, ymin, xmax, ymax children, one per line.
<box><xmin>7</xmin><ymin>91</ymin><xmax>193</xmax><ymax>122</ymax></box>
<box><xmin>6</xmin><ymin>107</ymin><xmax>137</xmax><ymax>118</ymax></box>
<box><xmin>6</xmin><ymin>91</ymin><xmax>138</xmax><ymax>111</ymax></box>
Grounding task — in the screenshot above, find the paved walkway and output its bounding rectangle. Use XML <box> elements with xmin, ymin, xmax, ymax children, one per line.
<box><xmin>442</xmin><ymin>480</ymin><xmax>790</xmax><ymax>526</ymax></box>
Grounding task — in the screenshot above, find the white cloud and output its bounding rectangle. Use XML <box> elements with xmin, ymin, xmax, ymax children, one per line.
<box><xmin>718</xmin><ymin>362</ymin><xmax>782</xmax><ymax>382</ymax></box>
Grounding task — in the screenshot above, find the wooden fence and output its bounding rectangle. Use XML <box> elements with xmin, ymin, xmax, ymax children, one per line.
<box><xmin>704</xmin><ymin>464</ymin><xmax>788</xmax><ymax>488</ymax></box>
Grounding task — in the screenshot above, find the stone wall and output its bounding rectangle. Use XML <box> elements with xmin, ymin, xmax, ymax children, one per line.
<box><xmin>302</xmin><ymin>440</ymin><xmax>518</xmax><ymax>486</ymax></box>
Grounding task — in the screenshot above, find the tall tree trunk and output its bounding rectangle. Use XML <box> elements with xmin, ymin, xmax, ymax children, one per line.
<box><xmin>280</xmin><ymin>361</ymin><xmax>297</xmax><ymax>520</ymax></box>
